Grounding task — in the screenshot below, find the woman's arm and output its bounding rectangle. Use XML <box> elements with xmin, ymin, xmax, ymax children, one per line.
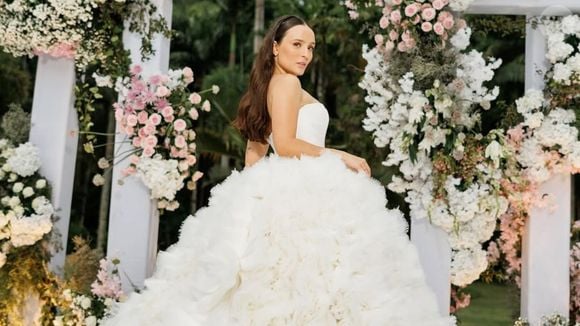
<box><xmin>245</xmin><ymin>140</ymin><xmax>269</xmax><ymax>167</ymax></box>
<box><xmin>268</xmin><ymin>74</ymin><xmax>371</xmax><ymax>176</ymax></box>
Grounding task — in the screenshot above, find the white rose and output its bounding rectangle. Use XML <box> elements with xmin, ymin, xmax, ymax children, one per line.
<box><xmin>35</xmin><ymin>179</ymin><xmax>46</xmax><ymax>189</ymax></box>
<box><xmin>8</xmin><ymin>173</ymin><xmax>17</xmax><ymax>182</ymax></box>
<box><xmin>8</xmin><ymin>197</ymin><xmax>20</xmax><ymax>208</ymax></box>
<box><xmin>22</xmin><ymin>187</ymin><xmax>34</xmax><ymax>198</ymax></box>
<box><xmin>80</xmin><ymin>296</ymin><xmax>92</xmax><ymax>310</ymax></box>
<box><xmin>92</xmin><ymin>174</ymin><xmax>105</xmax><ymax>186</ymax></box>
<box><xmin>12</xmin><ymin>182</ymin><xmax>24</xmax><ymax>193</ymax></box>
<box><xmin>0</xmin><ymin>170</ymin><xmax>5</xmax><ymax>180</ymax></box>
<box><xmin>13</xmin><ymin>206</ymin><xmax>24</xmax><ymax>217</ymax></box>
<box><xmin>84</xmin><ymin>316</ymin><xmax>97</xmax><ymax>326</ymax></box>
<box><xmin>0</xmin><ymin>213</ymin><xmax>7</xmax><ymax>228</ymax></box>
<box><xmin>2</xmin><ymin>164</ymin><xmax>11</xmax><ymax>172</ymax></box>
<box><xmin>97</xmin><ymin>158</ymin><xmax>110</xmax><ymax>169</ymax></box>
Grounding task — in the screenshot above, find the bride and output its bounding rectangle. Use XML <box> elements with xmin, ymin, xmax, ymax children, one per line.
<box><xmin>104</xmin><ymin>15</ymin><xmax>455</xmax><ymax>325</ymax></box>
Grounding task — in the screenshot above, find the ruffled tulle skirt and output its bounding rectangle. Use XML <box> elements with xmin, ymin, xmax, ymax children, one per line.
<box><xmin>103</xmin><ymin>153</ymin><xmax>455</xmax><ymax>325</ymax></box>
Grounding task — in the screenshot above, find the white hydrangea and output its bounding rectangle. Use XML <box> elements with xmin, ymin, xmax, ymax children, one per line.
<box><xmin>9</xmin><ymin>214</ymin><xmax>53</xmax><ymax>247</ymax></box>
<box><xmin>136</xmin><ymin>156</ymin><xmax>185</xmax><ymax>202</ymax></box>
<box><xmin>7</xmin><ymin>142</ymin><xmax>41</xmax><ymax>177</ymax></box>
<box><xmin>450</xmin><ymin>27</ymin><xmax>471</xmax><ymax>51</ymax></box>
<box><xmin>450</xmin><ymin>248</ymin><xmax>488</xmax><ymax>286</ymax></box>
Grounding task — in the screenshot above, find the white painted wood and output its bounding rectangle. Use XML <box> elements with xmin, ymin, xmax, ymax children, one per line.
<box><xmin>106</xmin><ymin>0</ymin><xmax>173</xmax><ymax>293</ymax></box>
<box><xmin>467</xmin><ymin>0</ymin><xmax>580</xmax><ymax>15</ymax></box>
<box><xmin>410</xmin><ymin>217</ymin><xmax>452</xmax><ymax>316</ymax></box>
<box><xmin>521</xmin><ymin>174</ymin><xmax>571</xmax><ymax>323</ymax></box>
<box><xmin>29</xmin><ymin>55</ymin><xmax>78</xmax><ymax>275</ymax></box>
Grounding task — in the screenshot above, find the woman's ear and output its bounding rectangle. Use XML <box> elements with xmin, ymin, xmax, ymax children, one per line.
<box><xmin>272</xmin><ymin>41</ymin><xmax>279</xmax><ymax>57</ymax></box>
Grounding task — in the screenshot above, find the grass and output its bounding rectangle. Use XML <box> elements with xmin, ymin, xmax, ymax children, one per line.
<box><xmin>456</xmin><ymin>282</ymin><xmax>520</xmax><ymax>326</ymax></box>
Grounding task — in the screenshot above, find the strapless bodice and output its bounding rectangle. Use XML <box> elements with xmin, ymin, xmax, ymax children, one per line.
<box><xmin>267</xmin><ymin>102</ymin><xmax>329</xmax><ymax>153</ymax></box>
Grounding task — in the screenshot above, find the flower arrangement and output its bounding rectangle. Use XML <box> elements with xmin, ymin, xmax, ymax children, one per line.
<box><xmin>0</xmin><ymin>0</ymin><xmax>171</xmax><ymax>69</ymax></box>
<box><xmin>54</xmin><ymin>257</ymin><xmax>124</xmax><ymax>326</ymax></box>
<box><xmin>353</xmin><ymin>0</ymin><xmax>507</xmax><ymax>286</ymax></box>
<box><xmin>93</xmin><ymin>65</ymin><xmax>218</xmax><ymax>211</ymax></box>
<box><xmin>0</xmin><ymin>140</ymin><xmax>54</xmax><ymax>269</ymax></box>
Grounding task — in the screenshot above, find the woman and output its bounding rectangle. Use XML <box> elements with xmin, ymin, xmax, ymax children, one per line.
<box><xmin>104</xmin><ymin>16</ymin><xmax>455</xmax><ymax>325</ymax></box>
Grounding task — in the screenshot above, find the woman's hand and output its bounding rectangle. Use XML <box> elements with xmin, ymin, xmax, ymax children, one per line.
<box><xmin>327</xmin><ymin>149</ymin><xmax>371</xmax><ymax>176</ymax></box>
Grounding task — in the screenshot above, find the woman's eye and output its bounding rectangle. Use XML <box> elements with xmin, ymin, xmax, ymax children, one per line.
<box><xmin>293</xmin><ymin>43</ymin><xmax>301</xmax><ymax>47</ymax></box>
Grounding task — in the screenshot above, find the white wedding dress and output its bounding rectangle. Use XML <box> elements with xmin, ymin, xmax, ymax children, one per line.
<box><xmin>104</xmin><ymin>103</ymin><xmax>455</xmax><ymax>325</ymax></box>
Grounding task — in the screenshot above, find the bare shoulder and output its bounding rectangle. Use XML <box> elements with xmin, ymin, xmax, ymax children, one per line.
<box><xmin>269</xmin><ymin>74</ymin><xmax>301</xmax><ymax>97</ymax></box>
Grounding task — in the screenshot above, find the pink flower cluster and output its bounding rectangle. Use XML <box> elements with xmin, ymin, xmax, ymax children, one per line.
<box><xmin>91</xmin><ymin>258</ymin><xmax>123</xmax><ymax>301</ymax></box>
<box><xmin>372</xmin><ymin>0</ymin><xmax>466</xmax><ymax>53</ymax></box>
<box><xmin>450</xmin><ymin>286</ymin><xmax>471</xmax><ymax>313</ymax></box>
<box><xmin>114</xmin><ymin>65</ymin><xmax>206</xmax><ymax>182</ymax></box>
<box><xmin>33</xmin><ymin>42</ymin><xmax>77</xmax><ymax>59</ymax></box>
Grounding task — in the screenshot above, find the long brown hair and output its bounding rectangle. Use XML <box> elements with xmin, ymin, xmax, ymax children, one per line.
<box><xmin>234</xmin><ymin>15</ymin><xmax>307</xmax><ymax>143</ymax></box>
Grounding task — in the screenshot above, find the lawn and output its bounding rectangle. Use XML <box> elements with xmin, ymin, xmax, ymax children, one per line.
<box><xmin>456</xmin><ymin>282</ymin><xmax>520</xmax><ymax>325</ymax></box>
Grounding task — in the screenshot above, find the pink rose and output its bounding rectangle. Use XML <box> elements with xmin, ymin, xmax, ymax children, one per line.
<box><xmin>142</xmin><ymin>147</ymin><xmax>155</xmax><ymax>158</ymax></box>
<box><xmin>178</xmin><ymin>160</ymin><xmax>189</xmax><ymax>172</ymax></box>
<box><xmin>443</xmin><ymin>17</ymin><xmax>455</xmax><ymax>30</ymax></box>
<box><xmin>132</xmin><ymin>137</ymin><xmax>142</xmax><ymax>147</ymax></box>
<box><xmin>124</xmin><ymin>126</ymin><xmax>134</xmax><ymax>136</ymax></box>
<box><xmin>192</xmin><ymin>171</ymin><xmax>204</xmax><ymax>182</ymax></box>
<box><xmin>432</xmin><ymin>0</ymin><xmax>445</xmax><ymax>10</ymax></box>
<box><xmin>144</xmin><ymin>135</ymin><xmax>158</xmax><ymax>148</ymax></box>
<box><xmin>149</xmin><ymin>75</ymin><xmax>162</xmax><ymax>85</ymax></box>
<box><xmin>382</xmin><ymin>5</ymin><xmax>392</xmax><ymax>15</ymax></box>
<box><xmin>389</xmin><ymin>30</ymin><xmax>399</xmax><ymax>41</ymax></box>
<box><xmin>379</xmin><ymin>16</ymin><xmax>390</xmax><ymax>29</ymax></box>
<box><xmin>348</xmin><ymin>10</ymin><xmax>359</xmax><ymax>20</ymax></box>
<box><xmin>170</xmin><ymin>147</ymin><xmax>179</xmax><ymax>158</ymax></box>
<box><xmin>392</xmin><ymin>0</ymin><xmax>402</xmax><ymax>4</ymax></box>
<box><xmin>186</xmin><ymin>155</ymin><xmax>197</xmax><ymax>166</ymax></box>
<box><xmin>412</xmin><ymin>15</ymin><xmax>421</xmax><ymax>25</ymax></box>
<box><xmin>126</xmin><ymin>114</ymin><xmax>138</xmax><ymax>127</ymax></box>
<box><xmin>138</xmin><ymin>127</ymin><xmax>147</xmax><ymax>138</ymax></box>
<box><xmin>137</xmin><ymin>111</ymin><xmax>149</xmax><ymax>124</ymax></box>
<box><xmin>173</xmin><ymin>119</ymin><xmax>187</xmax><ymax>132</ymax></box>
<box><xmin>438</xmin><ymin>11</ymin><xmax>452</xmax><ymax>21</ymax></box>
<box><xmin>457</xmin><ymin>18</ymin><xmax>467</xmax><ymax>29</ymax></box>
<box><xmin>405</xmin><ymin>38</ymin><xmax>416</xmax><ymax>49</ymax></box>
<box><xmin>422</xmin><ymin>7</ymin><xmax>436</xmax><ymax>21</ymax></box>
<box><xmin>374</xmin><ymin>34</ymin><xmax>385</xmax><ymax>46</ymax></box>
<box><xmin>149</xmin><ymin>113</ymin><xmax>162</xmax><ymax>126</ymax></box>
<box><xmin>421</xmin><ymin>22</ymin><xmax>433</xmax><ymax>32</ymax></box>
<box><xmin>390</xmin><ymin>10</ymin><xmax>401</xmax><ymax>24</ymax></box>
<box><xmin>155</xmin><ymin>86</ymin><xmax>171</xmax><ymax>97</ymax></box>
<box><xmin>161</xmin><ymin>106</ymin><xmax>174</xmax><ymax>117</ymax></box>
<box><xmin>433</xmin><ymin>22</ymin><xmax>445</xmax><ymax>35</ymax></box>
<box><xmin>174</xmin><ymin>135</ymin><xmax>187</xmax><ymax>148</ymax></box>
<box><xmin>164</xmin><ymin>114</ymin><xmax>175</xmax><ymax>123</ymax></box>
<box><xmin>144</xmin><ymin>124</ymin><xmax>156</xmax><ymax>135</ymax></box>
<box><xmin>130</xmin><ymin>65</ymin><xmax>142</xmax><ymax>76</ymax></box>
<box><xmin>122</xmin><ymin>166</ymin><xmax>137</xmax><ymax>177</ymax></box>
<box><xmin>189</xmin><ymin>92</ymin><xmax>202</xmax><ymax>104</ymax></box>
<box><xmin>114</xmin><ymin>108</ymin><xmax>124</xmax><ymax>121</ymax></box>
<box><xmin>404</xmin><ymin>4</ymin><xmax>419</xmax><ymax>17</ymax></box>
<box><xmin>189</xmin><ymin>108</ymin><xmax>199</xmax><ymax>120</ymax></box>
<box><xmin>201</xmin><ymin>100</ymin><xmax>211</xmax><ymax>112</ymax></box>
<box><xmin>182</xmin><ymin>67</ymin><xmax>194</xmax><ymax>82</ymax></box>
<box><xmin>401</xmin><ymin>30</ymin><xmax>412</xmax><ymax>42</ymax></box>
<box><xmin>178</xmin><ymin>149</ymin><xmax>188</xmax><ymax>158</ymax></box>
<box><xmin>397</xmin><ymin>42</ymin><xmax>408</xmax><ymax>52</ymax></box>
<box><xmin>384</xmin><ymin>41</ymin><xmax>395</xmax><ymax>51</ymax></box>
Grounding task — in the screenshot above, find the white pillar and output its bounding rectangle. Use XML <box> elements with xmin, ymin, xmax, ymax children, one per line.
<box><xmin>29</xmin><ymin>56</ymin><xmax>78</xmax><ymax>274</ymax></box>
<box><xmin>106</xmin><ymin>0</ymin><xmax>173</xmax><ymax>293</ymax></box>
<box><xmin>410</xmin><ymin>217</ymin><xmax>452</xmax><ymax>316</ymax></box>
<box><xmin>520</xmin><ymin>18</ymin><xmax>571</xmax><ymax>324</ymax></box>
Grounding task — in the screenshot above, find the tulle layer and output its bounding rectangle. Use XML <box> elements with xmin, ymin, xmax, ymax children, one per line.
<box><xmin>104</xmin><ymin>153</ymin><xmax>455</xmax><ymax>326</ymax></box>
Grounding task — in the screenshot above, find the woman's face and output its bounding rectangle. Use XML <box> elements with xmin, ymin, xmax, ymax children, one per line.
<box><xmin>273</xmin><ymin>24</ymin><xmax>315</xmax><ymax>76</ymax></box>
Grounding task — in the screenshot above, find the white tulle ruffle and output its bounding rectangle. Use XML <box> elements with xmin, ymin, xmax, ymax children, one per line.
<box><xmin>103</xmin><ymin>153</ymin><xmax>455</xmax><ymax>326</ymax></box>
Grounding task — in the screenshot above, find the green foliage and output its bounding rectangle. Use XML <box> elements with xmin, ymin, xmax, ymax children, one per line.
<box><xmin>0</xmin><ymin>53</ymin><xmax>32</xmax><ymax>112</ymax></box>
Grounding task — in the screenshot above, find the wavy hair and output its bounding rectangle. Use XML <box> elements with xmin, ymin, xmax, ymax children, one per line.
<box><xmin>233</xmin><ymin>15</ymin><xmax>307</xmax><ymax>143</ymax></box>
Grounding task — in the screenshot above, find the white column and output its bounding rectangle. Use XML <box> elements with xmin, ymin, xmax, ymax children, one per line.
<box><xmin>520</xmin><ymin>18</ymin><xmax>571</xmax><ymax>324</ymax></box>
<box><xmin>410</xmin><ymin>217</ymin><xmax>452</xmax><ymax>316</ymax></box>
<box><xmin>29</xmin><ymin>56</ymin><xmax>78</xmax><ymax>274</ymax></box>
<box><xmin>106</xmin><ymin>0</ymin><xmax>173</xmax><ymax>293</ymax></box>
